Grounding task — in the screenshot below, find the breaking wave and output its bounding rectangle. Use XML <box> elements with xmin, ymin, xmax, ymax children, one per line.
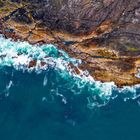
<box><xmin>0</xmin><ymin>35</ymin><xmax>140</xmax><ymax>108</ymax></box>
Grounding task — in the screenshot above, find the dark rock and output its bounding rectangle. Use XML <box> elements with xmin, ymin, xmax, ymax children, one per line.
<box><xmin>5</xmin><ymin>28</ymin><xmax>14</xmax><ymax>33</ymax></box>
<box><xmin>0</xmin><ymin>2</ymin><xmax>4</xmax><ymax>7</ymax></box>
<box><xmin>12</xmin><ymin>8</ymin><xmax>32</xmax><ymax>24</ymax></box>
<box><xmin>31</xmin><ymin>9</ymin><xmax>44</xmax><ymax>20</ymax></box>
<box><xmin>10</xmin><ymin>0</ymin><xmax>22</xmax><ymax>3</ymax></box>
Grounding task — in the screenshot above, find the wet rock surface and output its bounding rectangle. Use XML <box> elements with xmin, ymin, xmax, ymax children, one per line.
<box><xmin>0</xmin><ymin>0</ymin><xmax>140</xmax><ymax>86</ymax></box>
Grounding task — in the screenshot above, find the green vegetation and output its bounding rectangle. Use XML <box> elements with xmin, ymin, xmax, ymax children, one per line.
<box><xmin>127</xmin><ymin>46</ymin><xmax>139</xmax><ymax>52</ymax></box>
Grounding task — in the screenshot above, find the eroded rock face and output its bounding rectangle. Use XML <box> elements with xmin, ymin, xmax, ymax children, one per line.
<box><xmin>9</xmin><ymin>0</ymin><xmax>136</xmax><ymax>34</ymax></box>
<box><xmin>26</xmin><ymin>0</ymin><xmax>140</xmax><ymax>34</ymax></box>
<box><xmin>0</xmin><ymin>0</ymin><xmax>140</xmax><ymax>86</ymax></box>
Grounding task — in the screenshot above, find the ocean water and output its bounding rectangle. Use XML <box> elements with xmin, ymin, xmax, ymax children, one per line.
<box><xmin>0</xmin><ymin>35</ymin><xmax>140</xmax><ymax>140</ymax></box>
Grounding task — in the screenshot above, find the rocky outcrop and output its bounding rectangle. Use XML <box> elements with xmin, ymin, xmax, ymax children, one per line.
<box><xmin>0</xmin><ymin>0</ymin><xmax>140</xmax><ymax>86</ymax></box>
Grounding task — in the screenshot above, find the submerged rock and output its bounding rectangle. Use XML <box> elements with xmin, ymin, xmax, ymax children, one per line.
<box><xmin>0</xmin><ymin>0</ymin><xmax>140</xmax><ymax>86</ymax></box>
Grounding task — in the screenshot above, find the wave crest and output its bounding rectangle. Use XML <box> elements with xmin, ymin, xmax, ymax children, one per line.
<box><xmin>0</xmin><ymin>35</ymin><xmax>140</xmax><ymax>108</ymax></box>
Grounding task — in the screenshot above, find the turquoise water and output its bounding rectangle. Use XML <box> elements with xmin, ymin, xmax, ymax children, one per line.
<box><xmin>0</xmin><ymin>36</ymin><xmax>140</xmax><ymax>140</ymax></box>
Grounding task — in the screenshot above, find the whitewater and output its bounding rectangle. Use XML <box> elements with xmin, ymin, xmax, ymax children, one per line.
<box><xmin>0</xmin><ymin>35</ymin><xmax>140</xmax><ymax>108</ymax></box>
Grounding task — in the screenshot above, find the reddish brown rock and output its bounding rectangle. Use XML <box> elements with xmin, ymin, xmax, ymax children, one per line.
<box><xmin>0</xmin><ymin>0</ymin><xmax>140</xmax><ymax>86</ymax></box>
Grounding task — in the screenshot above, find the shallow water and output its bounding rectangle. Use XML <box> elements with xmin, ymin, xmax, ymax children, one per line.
<box><xmin>0</xmin><ymin>36</ymin><xmax>140</xmax><ymax>140</ymax></box>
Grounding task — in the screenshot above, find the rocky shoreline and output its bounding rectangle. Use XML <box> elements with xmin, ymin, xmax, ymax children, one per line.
<box><xmin>0</xmin><ymin>0</ymin><xmax>140</xmax><ymax>87</ymax></box>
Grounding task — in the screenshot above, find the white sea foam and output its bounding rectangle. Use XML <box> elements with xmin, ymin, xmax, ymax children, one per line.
<box><xmin>0</xmin><ymin>35</ymin><xmax>140</xmax><ymax>107</ymax></box>
<box><xmin>43</xmin><ymin>74</ymin><xmax>48</xmax><ymax>86</ymax></box>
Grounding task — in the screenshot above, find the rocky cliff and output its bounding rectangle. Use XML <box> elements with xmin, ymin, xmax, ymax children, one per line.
<box><xmin>0</xmin><ymin>0</ymin><xmax>140</xmax><ymax>86</ymax></box>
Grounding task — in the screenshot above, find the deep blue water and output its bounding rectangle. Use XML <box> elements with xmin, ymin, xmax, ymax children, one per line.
<box><xmin>0</xmin><ymin>36</ymin><xmax>140</xmax><ymax>140</ymax></box>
